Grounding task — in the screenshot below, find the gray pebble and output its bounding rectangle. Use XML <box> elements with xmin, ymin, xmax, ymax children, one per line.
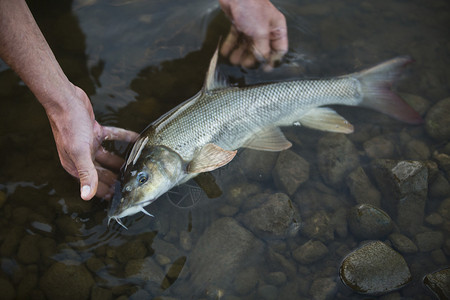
<box><xmin>348</xmin><ymin>204</ymin><xmax>393</xmax><ymax>240</ymax></box>
<box><xmin>309</xmin><ymin>277</ymin><xmax>337</xmax><ymax>300</ymax></box>
<box><xmin>388</xmin><ymin>233</ymin><xmax>418</xmax><ymax>254</ymax></box>
<box><xmin>272</xmin><ymin>150</ymin><xmax>309</xmax><ymax>195</ymax></box>
<box><xmin>363</xmin><ymin>136</ymin><xmax>395</xmax><ymax>159</ymax></box>
<box><xmin>346</xmin><ymin>167</ymin><xmax>381</xmax><ymax>207</ymax></box>
<box><xmin>415</xmin><ymin>231</ymin><xmax>444</xmax><ymax>252</ymax></box>
<box><xmin>425</xmin><ymin>97</ymin><xmax>450</xmax><ymax>140</ymax></box>
<box><xmin>339</xmin><ymin>241</ymin><xmax>411</xmax><ymax>294</ymax></box>
<box><xmin>292</xmin><ymin>240</ymin><xmax>329</xmax><ymax>265</ymax></box>
<box><xmin>423</xmin><ymin>268</ymin><xmax>450</xmax><ymax>300</ymax></box>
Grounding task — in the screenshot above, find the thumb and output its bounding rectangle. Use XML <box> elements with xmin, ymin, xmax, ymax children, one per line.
<box><xmin>74</xmin><ymin>152</ymin><xmax>98</xmax><ymax>201</ymax></box>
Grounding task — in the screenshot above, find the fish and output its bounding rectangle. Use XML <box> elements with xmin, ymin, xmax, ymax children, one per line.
<box><xmin>108</xmin><ymin>48</ymin><xmax>422</xmax><ymax>228</ymax></box>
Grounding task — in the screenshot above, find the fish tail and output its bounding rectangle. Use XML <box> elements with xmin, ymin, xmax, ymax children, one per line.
<box><xmin>356</xmin><ymin>56</ymin><xmax>423</xmax><ymax>124</ymax></box>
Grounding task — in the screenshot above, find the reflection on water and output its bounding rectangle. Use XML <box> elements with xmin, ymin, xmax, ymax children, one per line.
<box><xmin>0</xmin><ymin>0</ymin><xmax>449</xmax><ymax>299</ymax></box>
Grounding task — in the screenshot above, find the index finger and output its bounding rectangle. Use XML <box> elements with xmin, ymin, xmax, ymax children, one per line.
<box><xmin>103</xmin><ymin>126</ymin><xmax>139</xmax><ymax>143</ymax></box>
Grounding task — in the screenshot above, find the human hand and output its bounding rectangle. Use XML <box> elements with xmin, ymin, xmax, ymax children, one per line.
<box><xmin>46</xmin><ymin>85</ymin><xmax>138</xmax><ymax>200</ymax></box>
<box><xmin>219</xmin><ymin>0</ymin><xmax>288</xmax><ymax>70</ymax></box>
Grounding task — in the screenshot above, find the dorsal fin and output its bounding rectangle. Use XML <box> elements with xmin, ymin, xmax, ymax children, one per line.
<box><xmin>204</xmin><ymin>47</ymin><xmax>229</xmax><ymax>92</ymax></box>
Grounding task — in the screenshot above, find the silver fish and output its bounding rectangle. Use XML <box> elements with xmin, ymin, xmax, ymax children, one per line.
<box><xmin>108</xmin><ymin>49</ymin><xmax>421</xmax><ymax>227</ymax></box>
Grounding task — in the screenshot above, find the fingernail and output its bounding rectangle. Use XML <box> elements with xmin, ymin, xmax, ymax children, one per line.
<box><xmin>81</xmin><ymin>185</ymin><xmax>91</xmax><ymax>199</ymax></box>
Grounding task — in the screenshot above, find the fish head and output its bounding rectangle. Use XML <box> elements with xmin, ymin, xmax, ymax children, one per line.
<box><xmin>108</xmin><ymin>145</ymin><xmax>184</xmax><ymax>223</ymax></box>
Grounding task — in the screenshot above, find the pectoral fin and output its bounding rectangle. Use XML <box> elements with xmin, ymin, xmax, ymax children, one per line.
<box><xmin>299</xmin><ymin>108</ymin><xmax>354</xmax><ymax>133</ymax></box>
<box><xmin>244</xmin><ymin>127</ymin><xmax>292</xmax><ymax>151</ymax></box>
<box><xmin>187</xmin><ymin>143</ymin><xmax>237</xmax><ymax>173</ymax></box>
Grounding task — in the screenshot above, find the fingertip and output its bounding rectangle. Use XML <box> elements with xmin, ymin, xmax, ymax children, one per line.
<box><xmin>81</xmin><ymin>185</ymin><xmax>93</xmax><ymax>200</ymax></box>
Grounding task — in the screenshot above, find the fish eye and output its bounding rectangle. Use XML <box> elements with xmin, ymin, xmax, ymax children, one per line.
<box><xmin>137</xmin><ymin>172</ymin><xmax>149</xmax><ymax>185</ymax></box>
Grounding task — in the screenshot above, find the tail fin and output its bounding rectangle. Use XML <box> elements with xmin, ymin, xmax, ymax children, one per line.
<box><xmin>356</xmin><ymin>56</ymin><xmax>423</xmax><ymax>124</ymax></box>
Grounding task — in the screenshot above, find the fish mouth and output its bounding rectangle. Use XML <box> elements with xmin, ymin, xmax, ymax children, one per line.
<box><xmin>107</xmin><ymin>200</ymin><xmax>155</xmax><ymax>230</ymax></box>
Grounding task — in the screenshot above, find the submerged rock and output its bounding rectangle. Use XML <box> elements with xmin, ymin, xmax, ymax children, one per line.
<box><xmin>188</xmin><ymin>218</ymin><xmax>263</xmax><ymax>293</ymax></box>
<box><xmin>239</xmin><ymin>149</ymin><xmax>278</xmax><ymax>182</ymax></box>
<box><xmin>348</xmin><ymin>204</ymin><xmax>393</xmax><ymax>240</ymax></box>
<box><xmin>124</xmin><ymin>257</ymin><xmax>165</xmax><ymax>286</ymax></box>
<box><xmin>339</xmin><ymin>241</ymin><xmax>411</xmax><ymax>295</ymax></box>
<box><xmin>346</xmin><ymin>167</ymin><xmax>381</xmax><ymax>207</ymax></box>
<box><xmin>363</xmin><ymin>136</ymin><xmax>395</xmax><ymax>159</ymax></box>
<box><xmin>272</xmin><ymin>150</ymin><xmax>310</xmax><ymax>195</ymax></box>
<box><xmin>425</xmin><ymin>97</ymin><xmax>450</xmax><ymax>140</ymax></box>
<box><xmin>292</xmin><ymin>240</ymin><xmax>329</xmax><ymax>265</ymax></box>
<box><xmin>414</xmin><ymin>231</ymin><xmax>444</xmax><ymax>252</ymax></box>
<box><xmin>423</xmin><ymin>268</ymin><xmax>450</xmax><ymax>300</ymax></box>
<box><xmin>371</xmin><ymin>160</ymin><xmax>428</xmax><ymax>234</ymax></box>
<box><xmin>309</xmin><ymin>277</ymin><xmax>337</xmax><ymax>300</ymax></box>
<box><xmin>317</xmin><ymin>133</ymin><xmax>359</xmax><ymax>187</ymax></box>
<box><xmin>241</xmin><ymin>193</ymin><xmax>301</xmax><ymax>238</ymax></box>
<box><xmin>388</xmin><ymin>233</ymin><xmax>418</xmax><ymax>254</ymax></box>
<box><xmin>40</xmin><ymin>261</ymin><xmax>95</xmax><ymax>300</ymax></box>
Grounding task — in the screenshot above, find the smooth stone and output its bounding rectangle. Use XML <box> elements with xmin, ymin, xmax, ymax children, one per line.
<box><xmin>125</xmin><ymin>257</ymin><xmax>165</xmax><ymax>285</ymax></box>
<box><xmin>423</xmin><ymin>268</ymin><xmax>450</xmax><ymax>300</ymax></box>
<box><xmin>363</xmin><ymin>136</ymin><xmax>395</xmax><ymax>159</ymax></box>
<box><xmin>115</xmin><ymin>239</ymin><xmax>147</xmax><ymax>264</ymax></box>
<box><xmin>241</xmin><ymin>193</ymin><xmax>300</xmax><ymax>238</ymax></box>
<box><xmin>238</xmin><ymin>149</ymin><xmax>278</xmax><ymax>182</ymax></box>
<box><xmin>348</xmin><ymin>204</ymin><xmax>393</xmax><ymax>240</ymax></box>
<box><xmin>371</xmin><ymin>160</ymin><xmax>428</xmax><ymax>234</ymax></box>
<box><xmin>300</xmin><ymin>210</ymin><xmax>334</xmax><ymax>242</ymax></box>
<box><xmin>429</xmin><ymin>172</ymin><xmax>450</xmax><ymax>198</ymax></box>
<box><xmin>425</xmin><ymin>213</ymin><xmax>444</xmax><ymax>226</ymax></box>
<box><xmin>400</xmin><ymin>93</ymin><xmax>430</xmax><ymax>116</ymax></box>
<box><xmin>266</xmin><ymin>272</ymin><xmax>287</xmax><ymax>286</ymax></box>
<box><xmin>272</xmin><ymin>150</ymin><xmax>310</xmax><ymax>195</ymax></box>
<box><xmin>425</xmin><ymin>97</ymin><xmax>450</xmax><ymax>140</ymax></box>
<box><xmin>292</xmin><ymin>240</ymin><xmax>329</xmax><ymax>265</ymax></box>
<box><xmin>233</xmin><ymin>266</ymin><xmax>260</xmax><ymax>295</ymax></box>
<box><xmin>339</xmin><ymin>241</ymin><xmax>411</xmax><ymax>295</ymax></box>
<box><xmin>388</xmin><ymin>233</ymin><xmax>418</xmax><ymax>254</ymax></box>
<box><xmin>40</xmin><ymin>261</ymin><xmax>95</xmax><ymax>300</ymax></box>
<box><xmin>257</xmin><ymin>284</ymin><xmax>278</xmax><ymax>300</ymax></box>
<box><xmin>346</xmin><ymin>167</ymin><xmax>381</xmax><ymax>207</ymax></box>
<box><xmin>309</xmin><ymin>277</ymin><xmax>337</xmax><ymax>300</ymax></box>
<box><xmin>0</xmin><ymin>278</ymin><xmax>15</xmax><ymax>300</ymax></box>
<box><xmin>438</xmin><ymin>197</ymin><xmax>450</xmax><ymax>219</ymax></box>
<box><xmin>414</xmin><ymin>231</ymin><xmax>444</xmax><ymax>252</ymax></box>
<box><xmin>434</xmin><ymin>153</ymin><xmax>450</xmax><ymax>177</ymax></box>
<box><xmin>188</xmin><ymin>218</ymin><xmax>264</xmax><ymax>293</ymax></box>
<box><xmin>404</xmin><ymin>139</ymin><xmax>431</xmax><ymax>160</ymax></box>
<box><xmin>317</xmin><ymin>133</ymin><xmax>359</xmax><ymax>187</ymax></box>
<box><xmin>17</xmin><ymin>234</ymin><xmax>41</xmax><ymax>264</ymax></box>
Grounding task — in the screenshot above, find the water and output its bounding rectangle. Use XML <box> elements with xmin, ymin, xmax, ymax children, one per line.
<box><xmin>0</xmin><ymin>0</ymin><xmax>449</xmax><ymax>299</ymax></box>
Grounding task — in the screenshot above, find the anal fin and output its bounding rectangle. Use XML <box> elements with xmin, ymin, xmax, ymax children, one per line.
<box><xmin>299</xmin><ymin>107</ymin><xmax>354</xmax><ymax>133</ymax></box>
<box><xmin>244</xmin><ymin>127</ymin><xmax>292</xmax><ymax>151</ymax></box>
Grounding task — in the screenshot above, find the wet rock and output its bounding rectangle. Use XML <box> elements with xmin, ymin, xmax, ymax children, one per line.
<box><xmin>233</xmin><ymin>266</ymin><xmax>260</xmax><ymax>295</ymax></box>
<box><xmin>331</xmin><ymin>207</ymin><xmax>348</xmax><ymax>238</ymax></box>
<box><xmin>429</xmin><ymin>172</ymin><xmax>450</xmax><ymax>198</ymax></box>
<box><xmin>346</xmin><ymin>167</ymin><xmax>381</xmax><ymax>207</ymax></box>
<box><xmin>431</xmin><ymin>249</ymin><xmax>447</xmax><ymax>265</ymax></box>
<box><xmin>239</xmin><ymin>149</ymin><xmax>278</xmax><ymax>181</ymax></box>
<box><xmin>272</xmin><ymin>150</ymin><xmax>309</xmax><ymax>195</ymax></box>
<box><xmin>0</xmin><ymin>226</ymin><xmax>24</xmax><ymax>256</ymax></box>
<box><xmin>438</xmin><ymin>197</ymin><xmax>450</xmax><ymax>219</ymax></box>
<box><xmin>0</xmin><ymin>278</ymin><xmax>15</xmax><ymax>300</ymax></box>
<box><xmin>189</xmin><ymin>218</ymin><xmax>263</xmax><ymax>292</ymax></box>
<box><xmin>125</xmin><ymin>257</ymin><xmax>165</xmax><ymax>285</ymax></box>
<box><xmin>0</xmin><ymin>190</ymin><xmax>6</xmax><ymax>209</ymax></box>
<box><xmin>115</xmin><ymin>239</ymin><xmax>147</xmax><ymax>263</ymax></box>
<box><xmin>55</xmin><ymin>215</ymin><xmax>82</xmax><ymax>236</ymax></box>
<box><xmin>425</xmin><ymin>97</ymin><xmax>450</xmax><ymax>140</ymax></box>
<box><xmin>414</xmin><ymin>231</ymin><xmax>444</xmax><ymax>252</ymax></box>
<box><xmin>339</xmin><ymin>241</ymin><xmax>411</xmax><ymax>295</ymax></box>
<box><xmin>318</xmin><ymin>134</ymin><xmax>359</xmax><ymax>187</ymax></box>
<box><xmin>40</xmin><ymin>261</ymin><xmax>95</xmax><ymax>300</ymax></box>
<box><xmin>425</xmin><ymin>213</ymin><xmax>444</xmax><ymax>227</ymax></box>
<box><xmin>241</xmin><ymin>193</ymin><xmax>300</xmax><ymax>238</ymax></box>
<box><xmin>257</xmin><ymin>284</ymin><xmax>278</xmax><ymax>300</ymax></box>
<box><xmin>348</xmin><ymin>204</ymin><xmax>393</xmax><ymax>240</ymax></box>
<box><xmin>151</xmin><ymin>237</ymin><xmax>184</xmax><ymax>263</ymax></box>
<box><xmin>434</xmin><ymin>153</ymin><xmax>450</xmax><ymax>177</ymax></box>
<box><xmin>363</xmin><ymin>136</ymin><xmax>395</xmax><ymax>159</ymax></box>
<box><xmin>300</xmin><ymin>210</ymin><xmax>334</xmax><ymax>242</ymax></box>
<box><xmin>179</xmin><ymin>231</ymin><xmax>192</xmax><ymax>251</ymax></box>
<box><xmin>404</xmin><ymin>139</ymin><xmax>431</xmax><ymax>160</ymax></box>
<box><xmin>423</xmin><ymin>268</ymin><xmax>450</xmax><ymax>300</ymax></box>
<box><xmin>388</xmin><ymin>233</ymin><xmax>418</xmax><ymax>254</ymax></box>
<box><xmin>17</xmin><ymin>234</ymin><xmax>41</xmax><ymax>264</ymax></box>
<box><xmin>266</xmin><ymin>271</ymin><xmax>287</xmax><ymax>286</ymax></box>
<box><xmin>309</xmin><ymin>277</ymin><xmax>337</xmax><ymax>300</ymax></box>
<box><xmin>91</xmin><ymin>286</ymin><xmax>113</xmax><ymax>300</ymax></box>
<box><xmin>371</xmin><ymin>160</ymin><xmax>428</xmax><ymax>234</ymax></box>
<box><xmin>292</xmin><ymin>240</ymin><xmax>329</xmax><ymax>264</ymax></box>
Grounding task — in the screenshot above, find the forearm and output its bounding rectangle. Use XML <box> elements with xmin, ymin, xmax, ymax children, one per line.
<box><xmin>0</xmin><ymin>0</ymin><xmax>76</xmax><ymax>113</ymax></box>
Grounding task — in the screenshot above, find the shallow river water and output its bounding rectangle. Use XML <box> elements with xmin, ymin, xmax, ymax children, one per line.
<box><xmin>0</xmin><ymin>0</ymin><xmax>449</xmax><ymax>299</ymax></box>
